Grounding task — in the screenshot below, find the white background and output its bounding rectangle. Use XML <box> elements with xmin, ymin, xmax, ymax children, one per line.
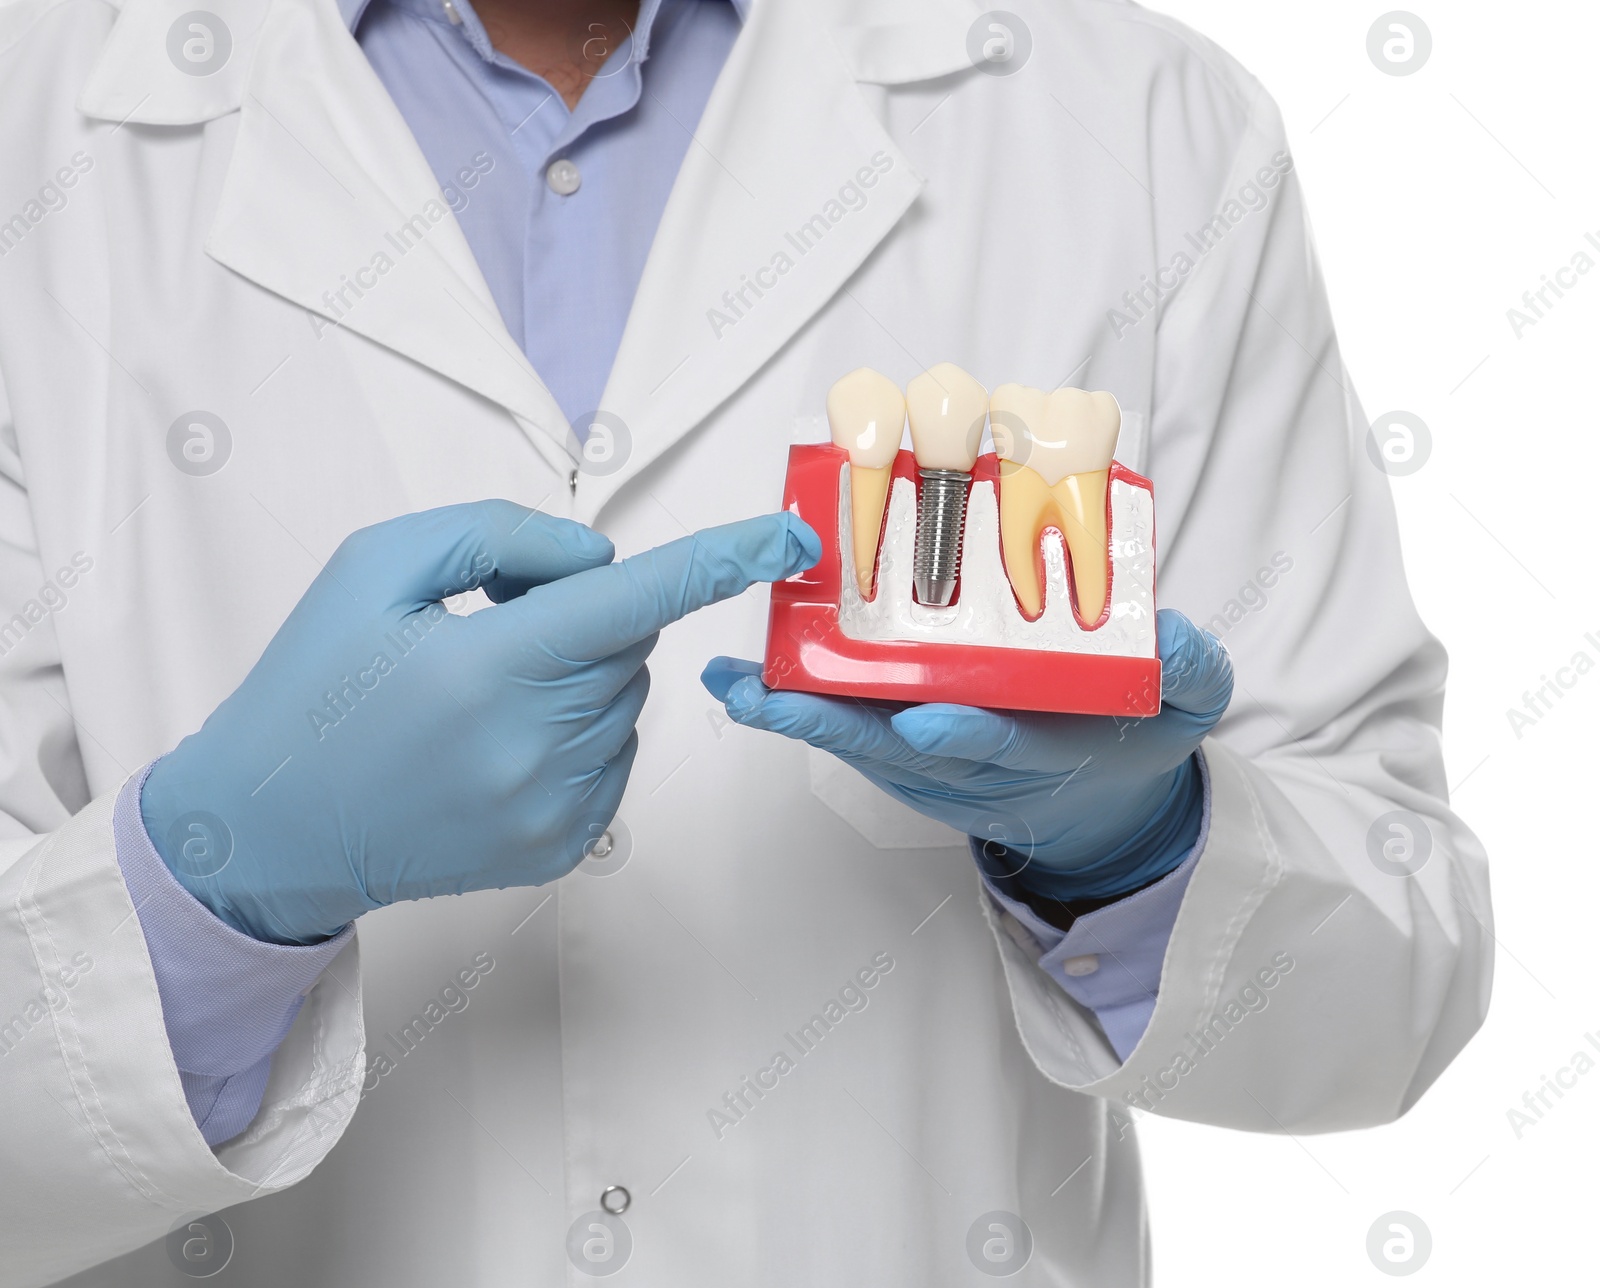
<box><xmin>1129</xmin><ymin>1</ymin><xmax>1600</xmax><ymax>1282</ymax></box>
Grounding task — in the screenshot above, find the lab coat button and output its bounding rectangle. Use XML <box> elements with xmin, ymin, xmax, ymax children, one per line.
<box><xmin>1063</xmin><ymin>955</ymin><xmax>1099</xmax><ymax>977</ymax></box>
<box><xmin>588</xmin><ymin>831</ymin><xmax>614</xmax><ymax>859</ymax></box>
<box><xmin>600</xmin><ymin>1185</ymin><xmax>630</xmax><ymax>1214</ymax></box>
<box><xmin>546</xmin><ymin>159</ymin><xmax>582</xmax><ymax>196</ymax></box>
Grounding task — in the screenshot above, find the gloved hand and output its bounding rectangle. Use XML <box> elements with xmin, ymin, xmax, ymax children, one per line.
<box><xmin>702</xmin><ymin>609</ymin><xmax>1232</xmax><ymax>901</ymax></box>
<box><xmin>142</xmin><ymin>501</ymin><xmax>820</xmax><ymax>944</ymax></box>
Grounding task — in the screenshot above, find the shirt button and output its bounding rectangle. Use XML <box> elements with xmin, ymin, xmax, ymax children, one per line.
<box><xmin>1062</xmin><ymin>955</ymin><xmax>1099</xmax><ymax>977</ymax></box>
<box><xmin>546</xmin><ymin>159</ymin><xmax>582</xmax><ymax>196</ymax></box>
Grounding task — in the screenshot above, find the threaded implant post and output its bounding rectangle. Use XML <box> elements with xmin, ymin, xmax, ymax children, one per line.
<box><xmin>914</xmin><ymin>469</ymin><xmax>971</xmax><ymax>607</ymax></box>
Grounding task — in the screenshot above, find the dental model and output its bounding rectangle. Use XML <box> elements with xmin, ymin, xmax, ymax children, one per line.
<box><xmin>906</xmin><ymin>363</ymin><xmax>988</xmax><ymax>606</ymax></box>
<box><xmin>763</xmin><ymin>367</ymin><xmax>1157</xmax><ymax>718</ymax></box>
<box><xmin>826</xmin><ymin>367</ymin><xmax>905</xmax><ymax>599</ymax></box>
<box><xmin>989</xmin><ymin>384</ymin><xmax>1121</xmax><ymax>623</ymax></box>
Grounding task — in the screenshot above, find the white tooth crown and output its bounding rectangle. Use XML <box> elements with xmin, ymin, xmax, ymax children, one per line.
<box><xmin>826</xmin><ymin>367</ymin><xmax>904</xmax><ymax>468</ymax></box>
<box><xmin>906</xmin><ymin>363</ymin><xmax>988</xmax><ymax>471</ymax></box>
<box><xmin>988</xmin><ymin>383</ymin><xmax>1046</xmax><ymax>468</ymax></box>
<box><xmin>990</xmin><ymin>385</ymin><xmax>1119</xmax><ymax>484</ymax></box>
<box><xmin>1040</xmin><ymin>389</ymin><xmax>1120</xmax><ymax>480</ymax></box>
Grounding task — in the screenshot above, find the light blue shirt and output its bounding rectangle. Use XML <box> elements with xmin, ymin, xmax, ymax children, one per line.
<box><xmin>120</xmin><ymin>0</ymin><xmax>1196</xmax><ymax>1145</ymax></box>
<box><xmin>352</xmin><ymin>0</ymin><xmax>744</xmax><ymax>423</ymax></box>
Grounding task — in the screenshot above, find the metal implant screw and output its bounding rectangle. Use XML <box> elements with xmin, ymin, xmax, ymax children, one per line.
<box><xmin>914</xmin><ymin>469</ymin><xmax>971</xmax><ymax>607</ymax></box>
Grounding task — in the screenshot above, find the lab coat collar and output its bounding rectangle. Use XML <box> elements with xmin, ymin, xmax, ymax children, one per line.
<box><xmin>78</xmin><ymin>0</ymin><xmax>581</xmax><ymax>475</ymax></box>
<box><xmin>823</xmin><ymin>0</ymin><xmax>990</xmax><ymax>85</ymax></box>
<box><xmin>76</xmin><ymin>0</ymin><xmax>980</xmax><ymax>128</ymax></box>
<box><xmin>76</xmin><ymin>0</ymin><xmax>984</xmax><ymax>506</ymax></box>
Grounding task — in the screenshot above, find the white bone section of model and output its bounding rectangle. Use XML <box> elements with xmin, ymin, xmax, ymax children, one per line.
<box><xmin>834</xmin><ymin>463</ymin><xmax>1155</xmax><ymax>657</ymax></box>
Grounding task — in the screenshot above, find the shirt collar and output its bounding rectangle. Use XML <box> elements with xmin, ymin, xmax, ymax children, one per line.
<box><xmin>337</xmin><ymin>0</ymin><xmax>749</xmax><ymax>40</ymax></box>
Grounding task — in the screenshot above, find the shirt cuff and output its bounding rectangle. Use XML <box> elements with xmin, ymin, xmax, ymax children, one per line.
<box><xmin>972</xmin><ymin>751</ymin><xmax>1212</xmax><ymax>1060</ymax></box>
<box><xmin>114</xmin><ymin>766</ymin><xmax>353</xmax><ymax>1138</ymax></box>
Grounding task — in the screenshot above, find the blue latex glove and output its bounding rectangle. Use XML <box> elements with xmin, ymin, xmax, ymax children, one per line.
<box><xmin>142</xmin><ymin>502</ymin><xmax>820</xmax><ymax>945</ymax></box>
<box><xmin>702</xmin><ymin>609</ymin><xmax>1232</xmax><ymax>901</ymax></box>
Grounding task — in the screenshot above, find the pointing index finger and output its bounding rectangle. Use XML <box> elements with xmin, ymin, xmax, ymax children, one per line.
<box><xmin>521</xmin><ymin>513</ymin><xmax>820</xmax><ymax>661</ymax></box>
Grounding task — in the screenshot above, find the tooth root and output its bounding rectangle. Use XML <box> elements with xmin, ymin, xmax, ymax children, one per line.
<box><xmin>997</xmin><ymin>460</ymin><xmax>1053</xmax><ymax>619</ymax></box>
<box><xmin>848</xmin><ymin>464</ymin><xmax>892</xmax><ymax>598</ymax></box>
<box><xmin>997</xmin><ymin>464</ymin><xmax>1112</xmax><ymax>623</ymax></box>
<box><xmin>826</xmin><ymin>367</ymin><xmax>906</xmax><ymax>601</ymax></box>
<box><xmin>1055</xmin><ymin>469</ymin><xmax>1110</xmax><ymax>623</ymax></box>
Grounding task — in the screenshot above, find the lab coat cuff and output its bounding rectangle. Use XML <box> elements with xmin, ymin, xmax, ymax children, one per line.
<box><xmin>974</xmin><ymin>753</ymin><xmax>1209</xmax><ymax>1059</ymax></box>
<box><xmin>115</xmin><ymin>766</ymin><xmax>354</xmax><ymax>1079</ymax></box>
<box><xmin>982</xmin><ymin>742</ymin><xmax>1286</xmax><ymax>1088</ymax></box>
<box><xmin>10</xmin><ymin>778</ymin><xmax>366</xmax><ymax>1230</ymax></box>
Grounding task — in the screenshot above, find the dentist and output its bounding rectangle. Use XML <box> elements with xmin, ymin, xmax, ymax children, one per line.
<box><xmin>0</xmin><ymin>0</ymin><xmax>1489</xmax><ymax>1284</ymax></box>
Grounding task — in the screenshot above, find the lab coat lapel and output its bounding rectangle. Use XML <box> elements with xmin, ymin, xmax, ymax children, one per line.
<box><xmin>215</xmin><ymin>0</ymin><xmax>576</xmax><ymax>466</ymax></box>
<box><xmin>81</xmin><ymin>0</ymin><xmax>576</xmax><ymax>475</ymax></box>
<box><xmin>575</xmin><ymin>0</ymin><xmax>978</xmax><ymax>524</ymax></box>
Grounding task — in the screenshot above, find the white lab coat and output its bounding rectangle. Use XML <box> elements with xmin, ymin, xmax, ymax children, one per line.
<box><xmin>0</xmin><ymin>0</ymin><xmax>1491</xmax><ymax>1283</ymax></box>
